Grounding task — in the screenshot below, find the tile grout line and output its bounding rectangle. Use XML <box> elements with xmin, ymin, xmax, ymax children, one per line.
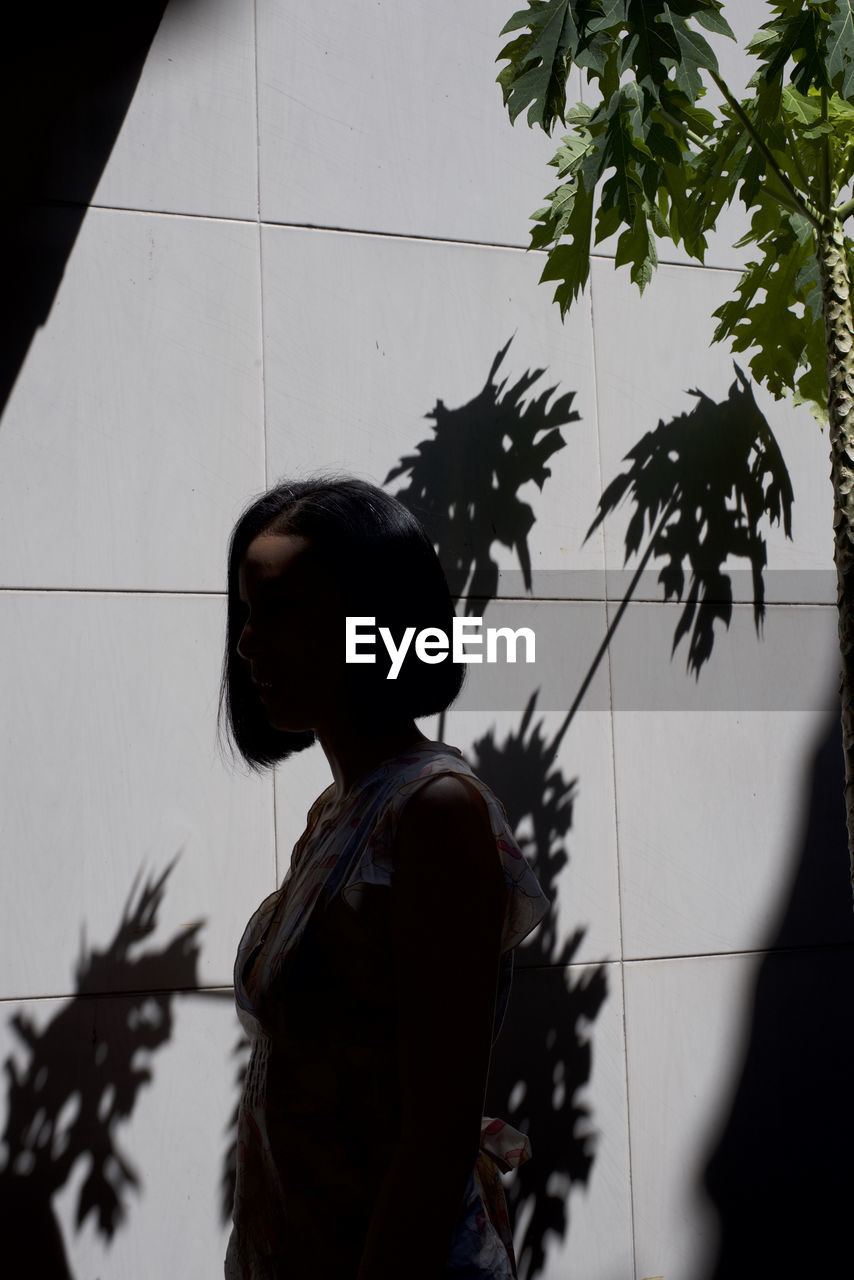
<box><xmin>0</xmin><ymin>590</ymin><xmax>835</xmax><ymax>608</ymax></box>
<box><xmin>0</xmin><ymin>587</ymin><xmax>228</xmax><ymax>597</ymax></box>
<box><xmin>590</xmin><ymin>259</ymin><xmax>640</xmax><ymax>1279</ymax></box>
<box><xmin>253</xmin><ymin>0</ymin><xmax>267</xmax><ymax>499</ymax></box>
<box><xmin>5</xmin><ymin>942</ymin><xmax>850</xmax><ymax>1003</ymax></box>
<box><xmin>0</xmin><ymin>986</ymin><xmax>237</xmax><ymax>1005</ymax></box>
<box><xmin>70</xmin><ymin>203</ymin><xmax>750</xmax><ymax>273</ymax></box>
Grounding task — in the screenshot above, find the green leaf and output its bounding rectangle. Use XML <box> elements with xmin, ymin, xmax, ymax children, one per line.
<box><xmin>747</xmin><ymin>4</ymin><xmax>830</xmax><ymax>95</ymax></box>
<box><xmin>619</xmin><ymin>1</ymin><xmax>727</xmax><ymax>101</ymax></box>
<box><xmin>497</xmin><ymin>0</ymin><xmax>575</xmax><ymax>130</ymax></box>
<box><xmin>662</xmin><ymin>2</ymin><xmax>723</xmax><ymax>100</ymax></box>
<box><xmin>624</xmin><ymin>0</ymin><xmax>681</xmax><ymax>92</ymax></box>
<box><xmin>529</xmin><ymin>108</ymin><xmax>601</xmax><ymax>308</ymax></box>
<box><xmin>658</xmin><ymin>82</ymin><xmax>717</xmax><ymax>136</ymax></box>
<box><xmin>614</xmin><ymin>208</ymin><xmax>659</xmax><ymax>290</ymax></box>
<box><xmin>528</xmin><ymin>81</ymin><xmax>678</xmax><ymax>305</ymax></box>
<box><xmin>496</xmin><ymin>0</ymin><xmax>629</xmax><ymax>129</ymax></box>
<box><xmin>828</xmin><ymin>93</ymin><xmax>854</xmax><ymax>204</ymax></box>
<box><xmin>712</xmin><ymin>202</ymin><xmax>828</xmax><ymax>416</ymax></box>
<box><xmin>586</xmin><ymin>0</ymin><xmax>624</xmax><ymax>33</ymax></box>
<box><xmin>529</xmin><ymin>58</ymin><xmax>746</xmax><ymax>301</ymax></box>
<box><xmin>781</xmin><ymin>83</ymin><xmax>822</xmax><ymax>126</ymax></box>
<box><xmin>692</xmin><ymin>7</ymin><xmax>735</xmax><ymax>40</ymax></box>
<box><xmin>597</xmin><ymin>88</ymin><xmax>649</xmax><ymax>229</ymax></box>
<box><xmin>827</xmin><ymin>0</ymin><xmax>854</xmax><ymax>98</ymax></box>
<box><xmin>574</xmin><ymin>0</ymin><xmax>625</xmax><ymax>92</ymax></box>
<box><xmin>680</xmin><ymin>114</ymin><xmax>750</xmax><ymax>254</ymax></box>
<box><xmin>538</xmin><ymin>218</ymin><xmax>595</xmax><ymax>312</ymax></box>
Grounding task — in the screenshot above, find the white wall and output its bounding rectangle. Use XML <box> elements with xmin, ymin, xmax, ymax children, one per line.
<box><xmin>1</xmin><ymin>2</ymin><xmax>850</xmax><ymax>1277</ymax></box>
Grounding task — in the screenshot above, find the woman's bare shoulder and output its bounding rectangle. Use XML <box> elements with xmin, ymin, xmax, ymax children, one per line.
<box><xmin>392</xmin><ymin>772</ymin><xmax>503</xmax><ymax>896</ymax></box>
<box><xmin>395</xmin><ymin>773</ymin><xmax>493</xmax><ymax>847</ymax></box>
<box><xmin>402</xmin><ymin>771</ymin><xmax>491</xmax><ymax>814</ymax></box>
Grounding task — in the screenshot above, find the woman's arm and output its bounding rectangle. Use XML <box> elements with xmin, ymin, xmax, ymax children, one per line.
<box><xmin>356</xmin><ymin>774</ymin><xmax>507</xmax><ymax>1280</ymax></box>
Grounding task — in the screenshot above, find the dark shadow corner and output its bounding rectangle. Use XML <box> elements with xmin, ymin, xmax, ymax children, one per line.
<box><xmin>699</xmin><ymin>706</ymin><xmax>854</xmax><ymax>1278</ymax></box>
<box><xmin>0</xmin><ymin>4</ymin><xmax>170</xmax><ymax>418</ymax></box>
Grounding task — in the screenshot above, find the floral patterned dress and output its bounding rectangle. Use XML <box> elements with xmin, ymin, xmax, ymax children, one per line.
<box><xmin>225</xmin><ymin>740</ymin><xmax>549</xmax><ymax>1280</ymax></box>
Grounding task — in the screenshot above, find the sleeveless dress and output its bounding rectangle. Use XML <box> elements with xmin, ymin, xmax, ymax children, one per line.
<box><xmin>225</xmin><ymin>740</ymin><xmax>549</xmax><ymax>1280</ymax></box>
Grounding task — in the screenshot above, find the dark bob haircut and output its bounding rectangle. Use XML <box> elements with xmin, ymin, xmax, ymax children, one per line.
<box><xmin>218</xmin><ymin>474</ymin><xmax>467</xmax><ymax>770</ymax></box>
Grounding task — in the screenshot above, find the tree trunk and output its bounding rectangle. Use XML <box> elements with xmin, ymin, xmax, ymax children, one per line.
<box><xmin>818</xmin><ymin>216</ymin><xmax>854</xmax><ymax>906</ymax></box>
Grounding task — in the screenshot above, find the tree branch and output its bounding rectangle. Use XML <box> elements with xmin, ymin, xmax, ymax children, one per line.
<box><xmin>760</xmin><ymin>183</ymin><xmax>821</xmax><ymax>221</ymax></box>
<box><xmin>833</xmin><ymin>196</ymin><xmax>854</xmax><ymax>223</ymax></box>
<box><xmin>711</xmin><ymin>72</ymin><xmax>825</xmax><ymax>230</ymax></box>
<box><xmin>657</xmin><ymin>107</ymin><xmax>714</xmax><ymax>155</ymax></box>
<box><xmin>821</xmin><ymin>88</ymin><xmax>834</xmax><ymax>210</ymax></box>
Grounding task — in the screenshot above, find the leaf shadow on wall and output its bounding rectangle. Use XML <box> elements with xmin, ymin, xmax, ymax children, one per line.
<box><xmin>487</xmin><ymin>368</ymin><xmax>794</xmax><ymax>1275</ymax></box>
<box><xmin>218</xmin><ymin>354</ymin><xmax>796</xmax><ymax>1274</ymax></box>
<box><xmin>387</xmin><ymin>341</ymin><xmax>606</xmax><ymax>1278</ymax></box>
<box><xmin>220</xmin><ymin>1030</ymin><xmax>251</xmax><ymax>1228</ymax></box>
<box><xmin>0</xmin><ymin>3</ymin><xmax>171</xmax><ymax>417</ymax></box>
<box><xmin>585</xmin><ymin>364</ymin><xmax>793</xmax><ymax>679</ymax></box>
<box><xmin>384</xmin><ymin>335</ymin><xmax>579</xmax><ymax>608</ymax></box>
<box><xmin>471</xmin><ymin>698</ymin><xmax>608</xmax><ymax>1280</ymax></box>
<box><xmin>699</xmin><ymin>707</ymin><xmax>854</xmax><ymax>1279</ymax></box>
<box><xmin>384</xmin><ymin>356</ymin><xmax>795</xmax><ymax>1277</ymax></box>
<box><xmin>0</xmin><ymin>861</ymin><xmax>202</xmax><ymax>1278</ymax></box>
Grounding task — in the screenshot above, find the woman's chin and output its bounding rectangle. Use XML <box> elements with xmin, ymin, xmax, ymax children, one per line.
<box><xmin>262</xmin><ymin>697</ymin><xmax>324</xmax><ymax>736</ymax></box>
<box><xmin>267</xmin><ymin>710</ymin><xmax>313</xmax><ymax>733</ymax></box>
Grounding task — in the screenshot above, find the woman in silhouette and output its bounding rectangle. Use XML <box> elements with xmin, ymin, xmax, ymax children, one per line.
<box><xmin>220</xmin><ymin>476</ymin><xmax>548</xmax><ymax>1280</ymax></box>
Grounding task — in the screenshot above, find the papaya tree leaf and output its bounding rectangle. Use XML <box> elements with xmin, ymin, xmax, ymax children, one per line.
<box><xmin>531</xmin><ymin>105</ymin><xmax>601</xmax><ymax>307</ymax></box>
<box><xmin>499</xmin><ymin>0</ymin><xmax>852</xmax><ymax>427</ymax></box>
<box><xmin>538</xmin><ymin>216</ymin><xmax>595</xmax><ymax>311</ymax></box>
<box><xmin>748</xmin><ymin>4</ymin><xmax>830</xmax><ymax>93</ymax></box>
<box><xmin>621</xmin><ymin>1</ymin><xmax>728</xmax><ymax>100</ymax></box>
<box><xmin>662</xmin><ymin>2</ymin><xmax>727</xmax><ymax>99</ymax></box>
<box><xmin>827</xmin><ymin>0</ymin><xmax>854</xmax><ymax>99</ymax></box>
<box><xmin>712</xmin><ymin>202</ymin><xmax>829</xmax><ymax>416</ymax></box>
<box><xmin>828</xmin><ymin>93</ymin><xmax>854</xmax><ymax>192</ymax></box>
<box><xmin>497</xmin><ymin>0</ymin><xmax>576</xmax><ymax>130</ymax></box>
<box><xmin>693</xmin><ymin>6</ymin><xmax>735</xmax><ymax>40</ymax></box>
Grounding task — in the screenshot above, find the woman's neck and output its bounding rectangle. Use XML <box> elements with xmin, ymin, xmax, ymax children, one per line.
<box><xmin>317</xmin><ymin>721</ymin><xmax>435</xmax><ymax>802</ymax></box>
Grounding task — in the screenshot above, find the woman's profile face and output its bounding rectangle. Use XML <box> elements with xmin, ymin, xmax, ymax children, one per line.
<box><xmin>236</xmin><ymin>532</ymin><xmax>350</xmax><ymax>732</ymax></box>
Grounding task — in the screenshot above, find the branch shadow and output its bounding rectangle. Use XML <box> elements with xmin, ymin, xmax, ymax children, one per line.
<box><xmin>0</xmin><ymin>859</ymin><xmax>202</xmax><ymax>1276</ymax></box>
<box><xmin>0</xmin><ymin>3</ymin><xmax>170</xmax><ymax>418</ymax></box>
